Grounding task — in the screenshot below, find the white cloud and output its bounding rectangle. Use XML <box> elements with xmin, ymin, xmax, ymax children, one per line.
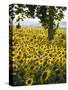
<box><xmin>20</xmin><ymin>17</ymin><xmax>41</xmax><ymax>27</ymax></box>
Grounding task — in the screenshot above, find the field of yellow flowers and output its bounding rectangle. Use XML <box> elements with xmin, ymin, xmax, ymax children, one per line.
<box><xmin>9</xmin><ymin>27</ymin><xmax>66</xmax><ymax>85</ymax></box>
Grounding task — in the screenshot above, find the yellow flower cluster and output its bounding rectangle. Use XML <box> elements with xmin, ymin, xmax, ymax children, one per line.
<box><xmin>9</xmin><ymin>27</ymin><xmax>66</xmax><ymax>85</ymax></box>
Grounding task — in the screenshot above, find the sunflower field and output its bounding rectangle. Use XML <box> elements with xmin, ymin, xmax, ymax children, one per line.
<box><xmin>9</xmin><ymin>27</ymin><xmax>66</xmax><ymax>86</ymax></box>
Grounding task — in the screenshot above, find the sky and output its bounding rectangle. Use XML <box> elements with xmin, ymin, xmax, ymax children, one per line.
<box><xmin>20</xmin><ymin>17</ymin><xmax>41</xmax><ymax>27</ymax></box>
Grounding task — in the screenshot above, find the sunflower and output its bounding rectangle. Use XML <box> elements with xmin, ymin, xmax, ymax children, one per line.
<box><xmin>48</xmin><ymin>58</ymin><xmax>54</xmax><ymax>65</ymax></box>
<box><xmin>30</xmin><ymin>64</ymin><xmax>36</xmax><ymax>71</ymax></box>
<box><xmin>49</xmin><ymin>45</ymin><xmax>53</xmax><ymax>49</ymax></box>
<box><xmin>15</xmin><ymin>54</ymin><xmax>21</xmax><ymax>60</ymax></box>
<box><xmin>41</xmin><ymin>45</ymin><xmax>46</xmax><ymax>49</ymax></box>
<box><xmin>44</xmin><ymin>51</ymin><xmax>48</xmax><ymax>56</ymax></box>
<box><xmin>32</xmin><ymin>55</ymin><xmax>38</xmax><ymax>60</ymax></box>
<box><xmin>25</xmin><ymin>57</ymin><xmax>31</xmax><ymax>63</ymax></box>
<box><xmin>13</xmin><ymin>63</ymin><xmax>18</xmax><ymax>71</ymax></box>
<box><xmin>34</xmin><ymin>65</ymin><xmax>39</xmax><ymax>72</ymax></box>
<box><xmin>45</xmin><ymin>48</ymin><xmax>49</xmax><ymax>53</ymax></box>
<box><xmin>19</xmin><ymin>59</ymin><xmax>26</xmax><ymax>65</ymax></box>
<box><xmin>24</xmin><ymin>64</ymin><xmax>29</xmax><ymax>71</ymax></box>
<box><xmin>42</xmin><ymin>69</ymin><xmax>51</xmax><ymax>81</ymax></box>
<box><xmin>59</xmin><ymin>57</ymin><xmax>66</xmax><ymax>67</ymax></box>
<box><xmin>55</xmin><ymin>58</ymin><xmax>61</xmax><ymax>64</ymax></box>
<box><xmin>25</xmin><ymin>78</ymin><xmax>33</xmax><ymax>85</ymax></box>
<box><xmin>28</xmin><ymin>71</ymin><xmax>35</xmax><ymax>77</ymax></box>
<box><xmin>38</xmin><ymin>59</ymin><xmax>44</xmax><ymax>65</ymax></box>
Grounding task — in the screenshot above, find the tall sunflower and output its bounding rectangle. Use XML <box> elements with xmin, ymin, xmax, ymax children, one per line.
<box><xmin>25</xmin><ymin>78</ymin><xmax>33</xmax><ymax>85</ymax></box>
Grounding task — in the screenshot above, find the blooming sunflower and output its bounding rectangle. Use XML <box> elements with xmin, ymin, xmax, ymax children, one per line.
<box><xmin>25</xmin><ymin>78</ymin><xmax>33</xmax><ymax>85</ymax></box>
<box><xmin>42</xmin><ymin>69</ymin><xmax>51</xmax><ymax>81</ymax></box>
<box><xmin>38</xmin><ymin>59</ymin><xmax>44</xmax><ymax>65</ymax></box>
<box><xmin>24</xmin><ymin>64</ymin><xmax>29</xmax><ymax>71</ymax></box>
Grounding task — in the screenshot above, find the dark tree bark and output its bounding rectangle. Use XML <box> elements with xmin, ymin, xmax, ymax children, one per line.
<box><xmin>48</xmin><ymin>7</ymin><xmax>54</xmax><ymax>40</ymax></box>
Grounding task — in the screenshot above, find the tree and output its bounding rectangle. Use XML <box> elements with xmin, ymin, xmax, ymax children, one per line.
<box><xmin>23</xmin><ymin>5</ymin><xmax>66</xmax><ymax>40</ymax></box>
<box><xmin>9</xmin><ymin>4</ymin><xmax>28</xmax><ymax>29</ymax></box>
<box><xmin>9</xmin><ymin>4</ymin><xmax>66</xmax><ymax>40</ymax></box>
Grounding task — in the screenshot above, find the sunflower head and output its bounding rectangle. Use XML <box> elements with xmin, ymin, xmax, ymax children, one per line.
<box><xmin>38</xmin><ymin>59</ymin><xmax>44</xmax><ymax>65</ymax></box>
<box><xmin>26</xmin><ymin>78</ymin><xmax>33</xmax><ymax>85</ymax></box>
<box><xmin>42</xmin><ymin>69</ymin><xmax>51</xmax><ymax>81</ymax></box>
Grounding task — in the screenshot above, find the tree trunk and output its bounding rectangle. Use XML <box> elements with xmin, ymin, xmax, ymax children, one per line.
<box><xmin>48</xmin><ymin>7</ymin><xmax>54</xmax><ymax>40</ymax></box>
